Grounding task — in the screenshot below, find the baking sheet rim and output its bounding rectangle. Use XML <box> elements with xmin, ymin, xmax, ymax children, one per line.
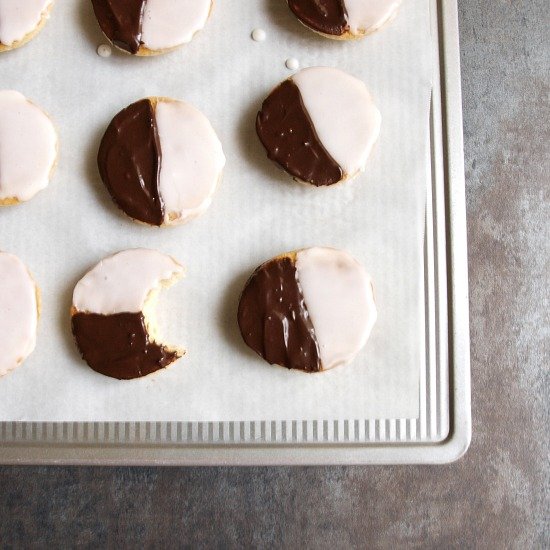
<box><xmin>0</xmin><ymin>0</ymin><xmax>471</xmax><ymax>465</ymax></box>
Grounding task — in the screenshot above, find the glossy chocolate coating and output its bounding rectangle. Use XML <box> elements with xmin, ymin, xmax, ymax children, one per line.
<box><xmin>238</xmin><ymin>256</ymin><xmax>321</xmax><ymax>372</ymax></box>
<box><xmin>91</xmin><ymin>0</ymin><xmax>145</xmax><ymax>54</ymax></box>
<box><xmin>98</xmin><ymin>99</ymin><xmax>164</xmax><ymax>226</ymax></box>
<box><xmin>72</xmin><ymin>312</ymin><xmax>180</xmax><ymax>380</ymax></box>
<box><xmin>288</xmin><ymin>0</ymin><xmax>348</xmax><ymax>36</ymax></box>
<box><xmin>256</xmin><ymin>79</ymin><xmax>343</xmax><ymax>186</ymax></box>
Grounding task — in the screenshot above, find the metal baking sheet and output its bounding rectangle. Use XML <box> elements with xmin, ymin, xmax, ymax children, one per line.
<box><xmin>0</xmin><ymin>0</ymin><xmax>470</xmax><ymax>465</ymax></box>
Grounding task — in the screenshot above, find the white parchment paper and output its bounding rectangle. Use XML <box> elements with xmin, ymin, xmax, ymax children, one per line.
<box><xmin>0</xmin><ymin>0</ymin><xmax>432</xmax><ymax>422</ymax></box>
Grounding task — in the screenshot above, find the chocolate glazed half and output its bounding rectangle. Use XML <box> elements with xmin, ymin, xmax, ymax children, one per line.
<box><xmin>91</xmin><ymin>0</ymin><xmax>146</xmax><ymax>54</ymax></box>
<box><xmin>72</xmin><ymin>312</ymin><xmax>180</xmax><ymax>379</ymax></box>
<box><xmin>287</xmin><ymin>0</ymin><xmax>349</xmax><ymax>36</ymax></box>
<box><xmin>238</xmin><ymin>256</ymin><xmax>321</xmax><ymax>372</ymax></box>
<box><xmin>256</xmin><ymin>79</ymin><xmax>343</xmax><ymax>187</ymax></box>
<box><xmin>98</xmin><ymin>99</ymin><xmax>165</xmax><ymax>226</ymax></box>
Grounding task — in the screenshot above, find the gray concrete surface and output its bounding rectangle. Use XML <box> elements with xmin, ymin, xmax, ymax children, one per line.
<box><xmin>1</xmin><ymin>2</ymin><xmax>548</xmax><ymax>548</ymax></box>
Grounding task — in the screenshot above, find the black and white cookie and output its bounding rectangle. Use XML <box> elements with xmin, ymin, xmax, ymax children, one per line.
<box><xmin>287</xmin><ymin>0</ymin><xmax>401</xmax><ymax>40</ymax></box>
<box><xmin>98</xmin><ymin>97</ymin><xmax>225</xmax><ymax>226</ymax></box>
<box><xmin>71</xmin><ymin>248</ymin><xmax>185</xmax><ymax>380</ymax></box>
<box><xmin>256</xmin><ymin>67</ymin><xmax>381</xmax><ymax>187</ymax></box>
<box><xmin>0</xmin><ymin>251</ymin><xmax>40</xmax><ymax>376</ymax></box>
<box><xmin>91</xmin><ymin>0</ymin><xmax>214</xmax><ymax>56</ymax></box>
<box><xmin>238</xmin><ymin>247</ymin><xmax>377</xmax><ymax>373</ymax></box>
<box><xmin>0</xmin><ymin>90</ymin><xmax>58</xmax><ymax>205</ymax></box>
<box><xmin>0</xmin><ymin>1</ymin><xmax>54</xmax><ymax>52</ymax></box>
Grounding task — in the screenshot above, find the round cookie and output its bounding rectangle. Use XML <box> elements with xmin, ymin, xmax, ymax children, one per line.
<box><xmin>0</xmin><ymin>90</ymin><xmax>58</xmax><ymax>205</ymax></box>
<box><xmin>71</xmin><ymin>248</ymin><xmax>185</xmax><ymax>380</ymax></box>
<box><xmin>256</xmin><ymin>67</ymin><xmax>381</xmax><ymax>187</ymax></box>
<box><xmin>98</xmin><ymin>97</ymin><xmax>225</xmax><ymax>226</ymax></box>
<box><xmin>287</xmin><ymin>0</ymin><xmax>401</xmax><ymax>40</ymax></box>
<box><xmin>0</xmin><ymin>0</ymin><xmax>54</xmax><ymax>52</ymax></box>
<box><xmin>91</xmin><ymin>0</ymin><xmax>214</xmax><ymax>56</ymax></box>
<box><xmin>238</xmin><ymin>247</ymin><xmax>377</xmax><ymax>372</ymax></box>
<box><xmin>0</xmin><ymin>252</ymin><xmax>40</xmax><ymax>376</ymax></box>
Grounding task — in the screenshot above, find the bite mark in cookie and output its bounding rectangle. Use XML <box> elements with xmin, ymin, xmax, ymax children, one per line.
<box><xmin>71</xmin><ymin>248</ymin><xmax>185</xmax><ymax>380</ymax></box>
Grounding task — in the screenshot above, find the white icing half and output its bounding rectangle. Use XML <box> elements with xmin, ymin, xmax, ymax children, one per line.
<box><xmin>296</xmin><ymin>247</ymin><xmax>377</xmax><ymax>371</ymax></box>
<box><xmin>0</xmin><ymin>252</ymin><xmax>38</xmax><ymax>376</ymax></box>
<box><xmin>0</xmin><ymin>90</ymin><xmax>57</xmax><ymax>202</ymax></box>
<box><xmin>155</xmin><ymin>99</ymin><xmax>225</xmax><ymax>225</ymax></box>
<box><xmin>0</xmin><ymin>0</ymin><xmax>52</xmax><ymax>46</ymax></box>
<box><xmin>291</xmin><ymin>67</ymin><xmax>381</xmax><ymax>178</ymax></box>
<box><xmin>141</xmin><ymin>0</ymin><xmax>211</xmax><ymax>51</ymax></box>
<box><xmin>344</xmin><ymin>0</ymin><xmax>401</xmax><ymax>35</ymax></box>
<box><xmin>73</xmin><ymin>249</ymin><xmax>184</xmax><ymax>315</ymax></box>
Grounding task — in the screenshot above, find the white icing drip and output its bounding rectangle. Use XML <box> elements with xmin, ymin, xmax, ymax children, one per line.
<box><xmin>344</xmin><ymin>0</ymin><xmax>401</xmax><ymax>35</ymax></box>
<box><xmin>251</xmin><ymin>28</ymin><xmax>266</xmax><ymax>42</ymax></box>
<box><xmin>0</xmin><ymin>252</ymin><xmax>38</xmax><ymax>376</ymax></box>
<box><xmin>291</xmin><ymin>67</ymin><xmax>381</xmax><ymax>178</ymax></box>
<box><xmin>0</xmin><ymin>90</ymin><xmax>57</xmax><ymax>202</ymax></box>
<box><xmin>141</xmin><ymin>0</ymin><xmax>211</xmax><ymax>51</ymax></box>
<box><xmin>155</xmin><ymin>99</ymin><xmax>225</xmax><ymax>225</ymax></box>
<box><xmin>0</xmin><ymin>0</ymin><xmax>51</xmax><ymax>46</ymax></box>
<box><xmin>96</xmin><ymin>43</ymin><xmax>112</xmax><ymax>57</ymax></box>
<box><xmin>296</xmin><ymin>247</ymin><xmax>377</xmax><ymax>371</ymax></box>
<box><xmin>285</xmin><ymin>57</ymin><xmax>300</xmax><ymax>71</ymax></box>
<box><xmin>73</xmin><ymin>249</ymin><xmax>184</xmax><ymax>315</ymax></box>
